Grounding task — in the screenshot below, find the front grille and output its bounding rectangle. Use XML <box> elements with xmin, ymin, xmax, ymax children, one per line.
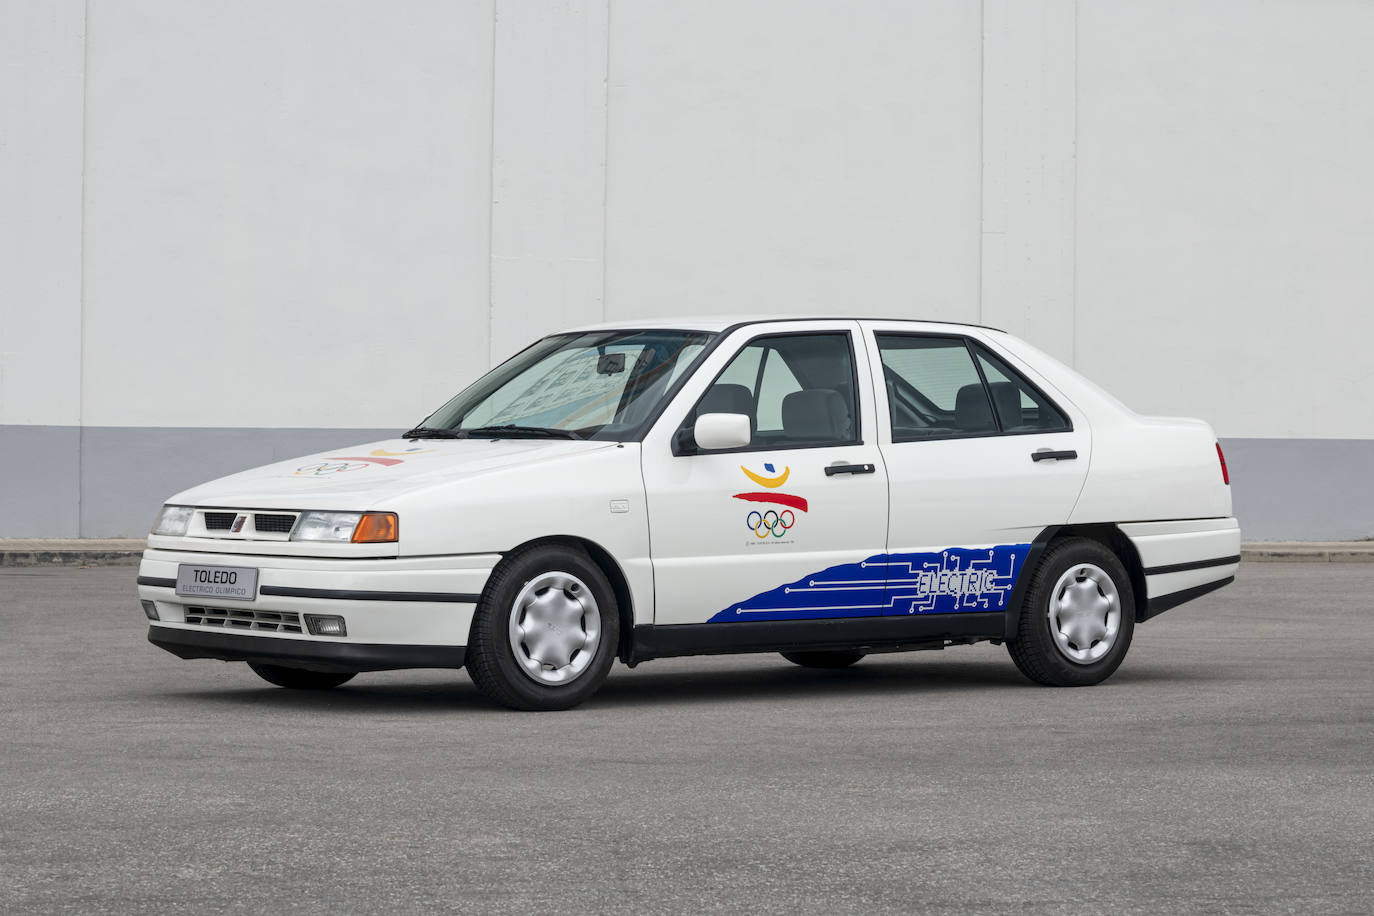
<box><xmin>204</xmin><ymin>512</ymin><xmax>237</xmax><ymax>531</ymax></box>
<box><xmin>253</xmin><ymin>513</ymin><xmax>296</xmax><ymax>533</ymax></box>
<box><xmin>197</xmin><ymin>509</ymin><xmax>299</xmax><ymax>538</ymax></box>
<box><xmin>184</xmin><ymin>606</ymin><xmax>303</xmax><ymax>633</ymax></box>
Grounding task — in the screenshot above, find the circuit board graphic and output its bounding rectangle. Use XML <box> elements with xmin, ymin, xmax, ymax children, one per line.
<box><xmin>708</xmin><ymin>545</ymin><xmax>1029</xmax><ymax>622</ymax></box>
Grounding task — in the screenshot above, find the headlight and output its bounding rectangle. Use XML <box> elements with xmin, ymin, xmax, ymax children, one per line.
<box><xmin>292</xmin><ymin>511</ymin><xmax>362</xmax><ymax>541</ymax></box>
<box><xmin>151</xmin><ymin>505</ymin><xmax>193</xmax><ymax>536</ymax></box>
<box><xmin>292</xmin><ymin>511</ymin><xmax>398</xmax><ymax>544</ymax></box>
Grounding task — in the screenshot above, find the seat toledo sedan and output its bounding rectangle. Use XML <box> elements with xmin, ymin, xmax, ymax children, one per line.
<box><xmin>139</xmin><ymin>317</ymin><xmax>1239</xmax><ymax>709</ymax></box>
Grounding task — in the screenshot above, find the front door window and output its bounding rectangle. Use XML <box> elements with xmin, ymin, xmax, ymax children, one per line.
<box><xmin>686</xmin><ymin>332</ymin><xmax>860</xmax><ymax>451</ymax></box>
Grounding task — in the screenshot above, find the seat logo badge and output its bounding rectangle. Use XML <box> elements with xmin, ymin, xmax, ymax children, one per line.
<box><xmin>230</xmin><ymin>514</ymin><xmax>248</xmax><ymax>533</ymax></box>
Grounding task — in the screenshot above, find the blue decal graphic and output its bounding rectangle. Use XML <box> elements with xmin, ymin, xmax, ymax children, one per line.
<box><xmin>764</xmin><ymin>463</ymin><xmax>775</xmax><ymax>473</ymax></box>
<box><xmin>708</xmin><ymin>544</ymin><xmax>1030</xmax><ymax>622</ymax></box>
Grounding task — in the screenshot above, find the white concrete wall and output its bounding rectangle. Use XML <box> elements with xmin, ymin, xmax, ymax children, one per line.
<box><xmin>1075</xmin><ymin>0</ymin><xmax>1374</xmax><ymax>441</ymax></box>
<box><xmin>604</xmin><ymin>1</ymin><xmax>983</xmax><ymax>322</ymax></box>
<box><xmin>1</xmin><ymin>0</ymin><xmax>85</xmax><ymax>430</ymax></box>
<box><xmin>489</xmin><ymin>0</ymin><xmax>608</xmax><ymax>360</ymax></box>
<box><xmin>980</xmin><ymin>0</ymin><xmax>1078</xmax><ymax>364</ymax></box>
<box><xmin>81</xmin><ymin>0</ymin><xmax>496</xmax><ymax>429</ymax></box>
<box><xmin>3</xmin><ymin>0</ymin><xmax>1372</xmax><ymax>538</ymax></box>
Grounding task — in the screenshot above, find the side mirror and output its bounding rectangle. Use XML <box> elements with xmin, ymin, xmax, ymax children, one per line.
<box><xmin>693</xmin><ymin>413</ymin><xmax>751</xmax><ymax>451</ymax></box>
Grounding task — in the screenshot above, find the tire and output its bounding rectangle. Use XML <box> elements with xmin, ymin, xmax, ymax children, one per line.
<box><xmin>1006</xmin><ymin>537</ymin><xmax>1135</xmax><ymax>687</ymax></box>
<box><xmin>248</xmin><ymin>663</ymin><xmax>356</xmax><ymax>690</ymax></box>
<box><xmin>780</xmin><ymin>650</ymin><xmax>866</xmax><ymax>669</ymax></box>
<box><xmin>466</xmin><ymin>543</ymin><xmax>620</xmax><ymax>711</ymax></box>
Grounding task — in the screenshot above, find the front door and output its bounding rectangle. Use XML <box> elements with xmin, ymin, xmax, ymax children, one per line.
<box><xmin>642</xmin><ymin>322</ymin><xmax>889</xmax><ymax>626</ymax></box>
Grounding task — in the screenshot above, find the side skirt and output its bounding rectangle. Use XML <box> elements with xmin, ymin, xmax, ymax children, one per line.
<box><xmin>628</xmin><ymin>612</ymin><xmax>1006</xmax><ymax>664</ymax></box>
<box><xmin>1141</xmin><ymin>576</ymin><xmax>1234</xmax><ymax>622</ymax></box>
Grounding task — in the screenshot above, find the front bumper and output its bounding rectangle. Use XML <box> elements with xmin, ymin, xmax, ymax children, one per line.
<box><xmin>148</xmin><ymin>625</ymin><xmax>466</xmax><ymax>672</ymax></box>
<box><xmin>138</xmin><ymin>547</ymin><xmax>498</xmax><ymax>669</ymax></box>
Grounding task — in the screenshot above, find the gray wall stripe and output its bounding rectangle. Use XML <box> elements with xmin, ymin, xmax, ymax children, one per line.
<box><xmin>2</xmin><ymin>426</ymin><xmax>1370</xmax><ymax>540</ymax></box>
<box><xmin>3</xmin><ymin>426</ymin><xmax>394</xmax><ymax>538</ymax></box>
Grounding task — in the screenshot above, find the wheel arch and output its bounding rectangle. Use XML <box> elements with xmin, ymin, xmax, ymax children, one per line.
<box><xmin>486</xmin><ymin>535</ymin><xmax>637</xmax><ymax>663</ymax></box>
<box><xmin>1006</xmin><ymin>523</ymin><xmax>1148</xmax><ymax>638</ymax></box>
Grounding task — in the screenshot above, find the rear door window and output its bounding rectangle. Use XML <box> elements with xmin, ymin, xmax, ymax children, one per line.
<box><xmin>875</xmin><ymin>336</ymin><xmax>996</xmax><ymax>439</ymax></box>
<box><xmin>875</xmin><ymin>334</ymin><xmax>1070</xmax><ymax>440</ymax></box>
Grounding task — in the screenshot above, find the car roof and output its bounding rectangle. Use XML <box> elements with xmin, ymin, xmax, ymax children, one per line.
<box><xmin>565</xmin><ymin>315</ymin><xmax>1005</xmax><ymax>334</ymax></box>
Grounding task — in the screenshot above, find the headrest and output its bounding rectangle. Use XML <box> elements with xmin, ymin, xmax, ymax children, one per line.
<box><xmin>954</xmin><ymin>383</ymin><xmax>996</xmax><ymax>432</ymax></box>
<box><xmin>988</xmin><ymin>381</ymin><xmax>1021</xmax><ymax>429</ymax></box>
<box><xmin>782</xmin><ymin>388</ymin><xmax>852</xmax><ymax>441</ymax></box>
<box><xmin>699</xmin><ymin>383</ymin><xmax>753</xmax><ymax>417</ymax></box>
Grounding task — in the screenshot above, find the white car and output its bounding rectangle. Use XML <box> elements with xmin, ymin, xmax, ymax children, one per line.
<box><xmin>139</xmin><ymin>317</ymin><xmax>1239</xmax><ymax>709</ymax></box>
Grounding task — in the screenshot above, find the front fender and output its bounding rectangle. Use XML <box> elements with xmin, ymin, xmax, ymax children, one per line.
<box><xmin>390</xmin><ymin>444</ymin><xmax>653</xmax><ymax>625</ymax></box>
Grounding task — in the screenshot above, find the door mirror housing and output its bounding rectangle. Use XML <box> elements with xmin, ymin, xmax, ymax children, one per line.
<box><xmin>693</xmin><ymin>413</ymin><xmax>752</xmax><ymax>451</ymax></box>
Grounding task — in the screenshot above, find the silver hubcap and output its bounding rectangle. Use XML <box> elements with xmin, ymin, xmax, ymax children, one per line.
<box><xmin>507</xmin><ymin>572</ymin><xmax>600</xmax><ymax>686</ymax></box>
<box><xmin>1048</xmin><ymin>563</ymin><xmax>1121</xmax><ymax>664</ymax></box>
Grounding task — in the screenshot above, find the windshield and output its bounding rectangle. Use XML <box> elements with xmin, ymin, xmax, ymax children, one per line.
<box><xmin>416</xmin><ymin>329</ymin><xmax>714</xmax><ymax>440</ymax></box>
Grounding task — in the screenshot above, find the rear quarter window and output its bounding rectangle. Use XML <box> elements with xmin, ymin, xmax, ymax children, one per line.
<box><xmin>971</xmin><ymin>343</ymin><xmax>1071</xmax><ymax>433</ymax></box>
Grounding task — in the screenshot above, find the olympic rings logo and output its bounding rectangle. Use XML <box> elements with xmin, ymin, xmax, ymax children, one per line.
<box><xmin>747</xmin><ymin>508</ymin><xmax>795</xmax><ymax>539</ymax></box>
<box><xmin>294</xmin><ymin>461</ymin><xmax>369</xmax><ymax>477</ymax></box>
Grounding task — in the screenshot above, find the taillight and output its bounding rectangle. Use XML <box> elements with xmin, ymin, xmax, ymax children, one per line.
<box><xmin>1216</xmin><ymin>443</ymin><xmax>1229</xmax><ymax>485</ymax></box>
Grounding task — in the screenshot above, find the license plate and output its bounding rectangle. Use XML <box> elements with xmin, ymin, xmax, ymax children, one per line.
<box><xmin>175</xmin><ymin>564</ymin><xmax>259</xmax><ymax>601</ymax></box>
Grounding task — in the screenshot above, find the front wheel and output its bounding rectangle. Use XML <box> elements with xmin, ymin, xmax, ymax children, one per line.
<box><xmin>1006</xmin><ymin>538</ymin><xmax>1135</xmax><ymax>687</ymax></box>
<box><xmin>466</xmin><ymin>543</ymin><xmax>620</xmax><ymax>711</ymax></box>
<box><xmin>248</xmin><ymin>663</ymin><xmax>356</xmax><ymax>690</ymax></box>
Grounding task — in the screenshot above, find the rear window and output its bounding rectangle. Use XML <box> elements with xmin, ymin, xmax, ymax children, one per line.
<box><xmin>876</xmin><ymin>336</ymin><xmax>993</xmax><ymax>438</ymax></box>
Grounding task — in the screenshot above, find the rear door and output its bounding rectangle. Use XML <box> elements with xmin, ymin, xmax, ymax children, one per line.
<box><xmin>641</xmin><ymin>321</ymin><xmax>889</xmax><ymax>625</ymax></box>
<box><xmin>860</xmin><ymin>323</ymin><xmax>1090</xmax><ymax>616</ymax></box>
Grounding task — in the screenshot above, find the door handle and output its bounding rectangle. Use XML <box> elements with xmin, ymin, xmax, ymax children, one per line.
<box><xmin>1031</xmin><ymin>449</ymin><xmax>1078</xmax><ymax>462</ymax></box>
<box><xmin>825</xmin><ymin>463</ymin><xmax>877</xmax><ymax>476</ymax></box>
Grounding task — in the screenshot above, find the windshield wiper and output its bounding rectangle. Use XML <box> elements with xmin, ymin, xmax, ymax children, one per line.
<box><xmin>465</xmin><ymin>424</ymin><xmax>584</xmax><ymax>440</ymax></box>
<box><xmin>401</xmin><ymin>426</ymin><xmax>468</xmax><ymax>439</ymax></box>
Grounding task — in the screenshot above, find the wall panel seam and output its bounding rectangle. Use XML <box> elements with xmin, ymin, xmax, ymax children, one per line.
<box><xmin>485</xmin><ymin>0</ymin><xmax>499</xmax><ymax>370</ymax></box>
<box><xmin>78</xmin><ymin>0</ymin><xmax>92</xmax><ymax>536</ymax></box>
<box><xmin>977</xmin><ymin>0</ymin><xmax>985</xmax><ymax>326</ymax></box>
<box><xmin>600</xmin><ymin>0</ymin><xmax>613</xmax><ymax>321</ymax></box>
<box><xmin>1069</xmin><ymin>0</ymin><xmax>1079</xmax><ymax>369</ymax></box>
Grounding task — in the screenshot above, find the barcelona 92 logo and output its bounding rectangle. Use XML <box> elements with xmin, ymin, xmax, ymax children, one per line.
<box><xmin>735</xmin><ymin>464</ymin><xmax>807</xmax><ymax>539</ymax></box>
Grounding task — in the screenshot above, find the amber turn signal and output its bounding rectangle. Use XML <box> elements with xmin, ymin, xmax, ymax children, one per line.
<box><xmin>351</xmin><ymin>512</ymin><xmax>399</xmax><ymax>543</ymax></box>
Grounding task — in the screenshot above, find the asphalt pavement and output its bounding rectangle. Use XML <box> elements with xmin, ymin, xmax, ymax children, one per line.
<box><xmin>2</xmin><ymin>564</ymin><xmax>1371</xmax><ymax>914</ymax></box>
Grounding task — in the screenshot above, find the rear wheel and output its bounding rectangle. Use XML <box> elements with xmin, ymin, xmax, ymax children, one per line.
<box><xmin>780</xmin><ymin>650</ymin><xmax>866</xmax><ymax>669</ymax></box>
<box><xmin>466</xmin><ymin>543</ymin><xmax>620</xmax><ymax>711</ymax></box>
<box><xmin>1006</xmin><ymin>537</ymin><xmax>1135</xmax><ymax>687</ymax></box>
<box><xmin>248</xmin><ymin>663</ymin><xmax>356</xmax><ymax>690</ymax></box>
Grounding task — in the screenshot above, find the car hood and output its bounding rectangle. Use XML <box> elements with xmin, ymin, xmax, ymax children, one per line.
<box><xmin>166</xmin><ymin>437</ymin><xmax>621</xmax><ymax>509</ymax></box>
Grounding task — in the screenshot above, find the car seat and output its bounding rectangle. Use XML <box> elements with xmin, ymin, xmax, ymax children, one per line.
<box><xmin>781</xmin><ymin>389</ymin><xmax>852</xmax><ymax>441</ymax></box>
